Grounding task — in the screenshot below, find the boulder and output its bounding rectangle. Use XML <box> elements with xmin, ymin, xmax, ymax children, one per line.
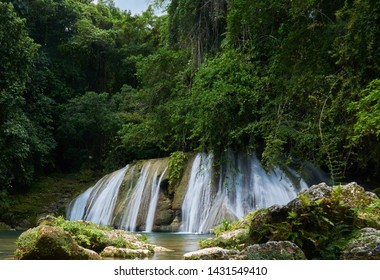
<box><xmin>104</xmin><ymin>230</ymin><xmax>154</xmax><ymax>253</ymax></box>
<box><xmin>183</xmin><ymin>247</ymin><xmax>239</xmax><ymax>260</ymax></box>
<box><xmin>200</xmin><ymin>229</ymin><xmax>248</xmax><ymax>250</ymax></box>
<box><xmin>341</xmin><ymin>228</ymin><xmax>380</xmax><ymax>260</ymax></box>
<box><xmin>100</xmin><ymin>246</ymin><xmax>152</xmax><ymax>259</ymax></box>
<box><xmin>242</xmin><ymin>241</ymin><xmax>306</xmax><ymax>260</ymax></box>
<box><xmin>14</xmin><ymin>225</ymin><xmax>100</xmax><ymax>260</ymax></box>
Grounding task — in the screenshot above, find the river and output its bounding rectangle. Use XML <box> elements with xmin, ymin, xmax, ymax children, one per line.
<box><xmin>0</xmin><ymin>231</ymin><xmax>23</xmax><ymax>260</ymax></box>
<box><xmin>0</xmin><ymin>231</ymin><xmax>211</xmax><ymax>260</ymax></box>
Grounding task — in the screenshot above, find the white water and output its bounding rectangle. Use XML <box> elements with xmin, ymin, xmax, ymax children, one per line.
<box><xmin>120</xmin><ymin>162</ymin><xmax>152</xmax><ymax>231</ymax></box>
<box><xmin>180</xmin><ymin>152</ymin><xmax>308</xmax><ymax>233</ymax></box>
<box><xmin>67</xmin><ymin>152</ymin><xmax>317</xmax><ymax>234</ymax></box>
<box><xmin>180</xmin><ymin>153</ymin><xmax>214</xmax><ymax>233</ymax></box>
<box><xmin>67</xmin><ymin>166</ymin><xmax>128</xmax><ymax>225</ymax></box>
<box><xmin>145</xmin><ymin>167</ymin><xmax>168</xmax><ymax>232</ymax></box>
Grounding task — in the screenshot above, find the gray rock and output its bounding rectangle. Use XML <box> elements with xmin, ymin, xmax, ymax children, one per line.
<box><xmin>242</xmin><ymin>241</ymin><xmax>307</xmax><ymax>260</ymax></box>
<box><xmin>183</xmin><ymin>247</ymin><xmax>239</xmax><ymax>260</ymax></box>
<box><xmin>341</xmin><ymin>228</ymin><xmax>380</xmax><ymax>260</ymax></box>
<box><xmin>100</xmin><ymin>246</ymin><xmax>152</xmax><ymax>259</ymax></box>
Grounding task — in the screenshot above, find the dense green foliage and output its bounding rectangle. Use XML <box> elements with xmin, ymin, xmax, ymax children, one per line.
<box><xmin>1</xmin><ymin>0</ymin><xmax>380</xmax><ymax>210</ymax></box>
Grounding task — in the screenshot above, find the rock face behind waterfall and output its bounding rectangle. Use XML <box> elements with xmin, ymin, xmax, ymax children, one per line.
<box><xmin>193</xmin><ymin>182</ymin><xmax>380</xmax><ymax>260</ymax></box>
<box><xmin>66</xmin><ymin>152</ymin><xmax>326</xmax><ymax>233</ymax></box>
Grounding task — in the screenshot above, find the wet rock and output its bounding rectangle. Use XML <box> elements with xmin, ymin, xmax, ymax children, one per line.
<box><xmin>183</xmin><ymin>247</ymin><xmax>239</xmax><ymax>260</ymax></box>
<box><xmin>153</xmin><ymin>246</ymin><xmax>173</xmax><ymax>252</ymax></box>
<box><xmin>341</xmin><ymin>228</ymin><xmax>380</xmax><ymax>260</ymax></box>
<box><xmin>100</xmin><ymin>246</ymin><xmax>152</xmax><ymax>259</ymax></box>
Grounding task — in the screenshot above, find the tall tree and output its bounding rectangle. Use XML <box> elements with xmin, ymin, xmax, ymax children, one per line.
<box><xmin>0</xmin><ymin>2</ymin><xmax>48</xmax><ymax>191</ymax></box>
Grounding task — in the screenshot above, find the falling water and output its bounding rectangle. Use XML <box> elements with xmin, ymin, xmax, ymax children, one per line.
<box><xmin>66</xmin><ymin>166</ymin><xmax>129</xmax><ymax>225</ymax></box>
<box><xmin>145</xmin><ymin>167</ymin><xmax>168</xmax><ymax>232</ymax></box>
<box><xmin>120</xmin><ymin>162</ymin><xmax>152</xmax><ymax>231</ymax></box>
<box><xmin>180</xmin><ymin>153</ymin><xmax>214</xmax><ymax>233</ymax></box>
<box><xmin>67</xmin><ymin>152</ymin><xmax>323</xmax><ymax>234</ymax></box>
<box><xmin>180</xmin><ymin>152</ymin><xmax>308</xmax><ymax>233</ymax></box>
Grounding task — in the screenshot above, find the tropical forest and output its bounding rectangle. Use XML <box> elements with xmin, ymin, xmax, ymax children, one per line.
<box><xmin>1</xmin><ymin>0</ymin><xmax>380</xmax><ymax>260</ymax></box>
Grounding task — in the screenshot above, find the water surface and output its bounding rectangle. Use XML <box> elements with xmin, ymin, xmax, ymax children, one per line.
<box><xmin>0</xmin><ymin>231</ymin><xmax>22</xmax><ymax>260</ymax></box>
<box><xmin>147</xmin><ymin>232</ymin><xmax>212</xmax><ymax>260</ymax></box>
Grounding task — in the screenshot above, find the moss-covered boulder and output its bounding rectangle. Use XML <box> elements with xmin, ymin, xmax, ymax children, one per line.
<box><xmin>341</xmin><ymin>228</ymin><xmax>380</xmax><ymax>260</ymax></box>
<box><xmin>14</xmin><ymin>225</ymin><xmax>100</xmax><ymax>260</ymax></box>
<box><xmin>14</xmin><ymin>216</ymin><xmax>156</xmax><ymax>260</ymax></box>
<box><xmin>242</xmin><ymin>241</ymin><xmax>306</xmax><ymax>260</ymax></box>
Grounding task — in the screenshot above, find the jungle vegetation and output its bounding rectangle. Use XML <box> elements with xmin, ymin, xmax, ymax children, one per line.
<box><xmin>1</xmin><ymin>0</ymin><xmax>379</xmax><ymax>212</ymax></box>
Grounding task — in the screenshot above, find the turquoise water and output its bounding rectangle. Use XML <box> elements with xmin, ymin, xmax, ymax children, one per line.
<box><xmin>0</xmin><ymin>231</ymin><xmax>211</xmax><ymax>260</ymax></box>
<box><xmin>147</xmin><ymin>232</ymin><xmax>212</xmax><ymax>260</ymax></box>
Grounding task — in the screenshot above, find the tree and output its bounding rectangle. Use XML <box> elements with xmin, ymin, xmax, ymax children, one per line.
<box><xmin>0</xmin><ymin>2</ymin><xmax>48</xmax><ymax>191</ymax></box>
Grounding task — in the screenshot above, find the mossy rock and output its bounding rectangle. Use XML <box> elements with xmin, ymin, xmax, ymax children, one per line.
<box><xmin>341</xmin><ymin>228</ymin><xmax>380</xmax><ymax>260</ymax></box>
<box><xmin>242</xmin><ymin>241</ymin><xmax>306</xmax><ymax>260</ymax></box>
<box><xmin>200</xmin><ymin>229</ymin><xmax>248</xmax><ymax>250</ymax></box>
<box><xmin>14</xmin><ymin>225</ymin><xmax>100</xmax><ymax>260</ymax></box>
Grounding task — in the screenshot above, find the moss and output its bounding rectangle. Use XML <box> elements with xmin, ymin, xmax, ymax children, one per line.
<box><xmin>168</xmin><ymin>151</ymin><xmax>189</xmax><ymax>193</ymax></box>
<box><xmin>14</xmin><ymin>225</ymin><xmax>86</xmax><ymax>260</ymax></box>
<box><xmin>3</xmin><ymin>173</ymin><xmax>95</xmax><ymax>228</ymax></box>
<box><xmin>51</xmin><ymin>216</ymin><xmax>111</xmax><ymax>252</ymax></box>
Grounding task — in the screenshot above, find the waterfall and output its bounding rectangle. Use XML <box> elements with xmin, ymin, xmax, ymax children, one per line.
<box><xmin>67</xmin><ymin>152</ymin><xmax>323</xmax><ymax>234</ymax></box>
<box><xmin>145</xmin><ymin>167</ymin><xmax>168</xmax><ymax>232</ymax></box>
<box><xmin>180</xmin><ymin>153</ymin><xmax>214</xmax><ymax>233</ymax></box>
<box><xmin>66</xmin><ymin>166</ymin><xmax>128</xmax><ymax>225</ymax></box>
<box><xmin>180</xmin><ymin>152</ymin><xmax>308</xmax><ymax>233</ymax></box>
<box><xmin>119</xmin><ymin>162</ymin><xmax>151</xmax><ymax>231</ymax></box>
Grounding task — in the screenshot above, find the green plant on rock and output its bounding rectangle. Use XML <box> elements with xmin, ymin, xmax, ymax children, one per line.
<box><xmin>51</xmin><ymin>216</ymin><xmax>110</xmax><ymax>252</ymax></box>
<box><xmin>211</xmin><ymin>218</ymin><xmax>233</xmax><ymax>236</ymax></box>
<box><xmin>168</xmin><ymin>151</ymin><xmax>188</xmax><ymax>192</ymax></box>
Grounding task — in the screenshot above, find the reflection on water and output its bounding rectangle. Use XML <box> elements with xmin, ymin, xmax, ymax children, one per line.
<box><xmin>0</xmin><ymin>231</ymin><xmax>212</xmax><ymax>260</ymax></box>
<box><xmin>147</xmin><ymin>232</ymin><xmax>213</xmax><ymax>260</ymax></box>
<box><xmin>0</xmin><ymin>231</ymin><xmax>23</xmax><ymax>260</ymax></box>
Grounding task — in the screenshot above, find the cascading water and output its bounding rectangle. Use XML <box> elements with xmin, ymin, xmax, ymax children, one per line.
<box><xmin>67</xmin><ymin>152</ymin><xmax>325</xmax><ymax>234</ymax></box>
<box><xmin>120</xmin><ymin>162</ymin><xmax>152</xmax><ymax>231</ymax></box>
<box><xmin>66</xmin><ymin>166</ymin><xmax>129</xmax><ymax>225</ymax></box>
<box><xmin>67</xmin><ymin>158</ymin><xmax>169</xmax><ymax>232</ymax></box>
<box><xmin>145</xmin><ymin>167</ymin><xmax>168</xmax><ymax>232</ymax></box>
<box><xmin>180</xmin><ymin>153</ymin><xmax>214</xmax><ymax>233</ymax></box>
<box><xmin>180</xmin><ymin>152</ymin><xmax>308</xmax><ymax>233</ymax></box>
